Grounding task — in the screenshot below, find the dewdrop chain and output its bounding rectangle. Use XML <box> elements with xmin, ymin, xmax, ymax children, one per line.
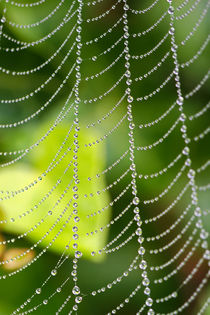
<box><xmin>123</xmin><ymin>2</ymin><xmax>154</xmax><ymax>314</ymax></box>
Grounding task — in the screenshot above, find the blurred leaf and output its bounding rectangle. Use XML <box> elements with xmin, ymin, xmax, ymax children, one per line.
<box><xmin>0</xmin><ymin>119</ymin><xmax>110</xmax><ymax>261</ymax></box>
<box><xmin>0</xmin><ymin>234</ymin><xmax>5</xmax><ymax>259</ymax></box>
<box><xmin>2</xmin><ymin>248</ymin><xmax>35</xmax><ymax>271</ymax></box>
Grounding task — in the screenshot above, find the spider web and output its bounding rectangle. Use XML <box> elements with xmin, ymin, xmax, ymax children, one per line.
<box><xmin>0</xmin><ymin>0</ymin><xmax>209</xmax><ymax>314</ymax></box>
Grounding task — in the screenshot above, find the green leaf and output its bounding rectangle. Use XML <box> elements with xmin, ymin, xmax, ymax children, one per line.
<box><xmin>0</xmin><ymin>120</ymin><xmax>110</xmax><ymax>261</ymax></box>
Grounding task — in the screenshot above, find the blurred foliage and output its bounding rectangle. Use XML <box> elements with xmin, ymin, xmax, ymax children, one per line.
<box><xmin>0</xmin><ymin>0</ymin><xmax>209</xmax><ymax>314</ymax></box>
<box><xmin>0</xmin><ymin>118</ymin><xmax>110</xmax><ymax>260</ymax></box>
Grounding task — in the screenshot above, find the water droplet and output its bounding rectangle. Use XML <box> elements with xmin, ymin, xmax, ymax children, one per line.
<box><xmin>73</xmin><ymin>304</ymin><xmax>78</xmax><ymax>311</ymax></box>
<box><xmin>200</xmin><ymin>229</ymin><xmax>208</xmax><ymax>240</ymax></box>
<box><xmin>72</xmin><ymin>286</ymin><xmax>80</xmax><ymax>295</ymax></box>
<box><xmin>75</xmin><ymin>251</ymin><xmax>82</xmax><ymax>259</ymax></box>
<box><xmin>168</xmin><ymin>6</ymin><xmax>174</xmax><ymax>15</ymax></box>
<box><xmin>74</xmin><ymin>216</ymin><xmax>80</xmax><ymax>223</ymax></box>
<box><xmin>139</xmin><ymin>260</ymin><xmax>147</xmax><ymax>270</ymax></box>
<box><xmin>76</xmin><ymin>57</ymin><xmax>82</xmax><ymax>64</ymax></box>
<box><xmin>185</xmin><ymin>158</ymin><xmax>191</xmax><ymax>166</ymax></box>
<box><xmin>136</xmin><ymin>228</ymin><xmax>142</xmax><ymax>236</ymax></box>
<box><xmin>138</xmin><ymin>236</ymin><xmax>144</xmax><ymax>244</ymax></box>
<box><xmin>144</xmin><ymin>287</ymin><xmax>150</xmax><ymax>295</ymax></box>
<box><xmin>133</xmin><ymin>197</ymin><xmax>140</xmax><ymax>205</ymax></box>
<box><xmin>204</xmin><ymin>249</ymin><xmax>210</xmax><ymax>260</ymax></box>
<box><xmin>127</xmin><ymin>95</ymin><xmax>133</xmax><ymax>103</ymax></box>
<box><xmin>146</xmin><ymin>297</ymin><xmax>153</xmax><ymax>307</ymax></box>
<box><xmin>36</xmin><ymin>288</ymin><xmax>41</xmax><ymax>294</ymax></box>
<box><xmin>129</xmin><ymin>123</ymin><xmax>135</xmax><ymax>130</ymax></box>
<box><xmin>142</xmin><ymin>278</ymin><xmax>150</xmax><ymax>286</ymax></box>
<box><xmin>75</xmin><ymin>296</ymin><xmax>83</xmax><ymax>303</ymax></box>
<box><xmin>138</xmin><ymin>247</ymin><xmax>145</xmax><ymax>255</ymax></box>
<box><xmin>73</xmin><ymin>233</ymin><xmax>79</xmax><ymax>240</ymax></box>
<box><xmin>182</xmin><ymin>146</ymin><xmax>190</xmax><ymax>155</ymax></box>
<box><xmin>194</xmin><ymin>207</ymin><xmax>201</xmax><ymax>217</ymax></box>
<box><xmin>187</xmin><ymin>169</ymin><xmax>195</xmax><ymax>179</ymax></box>
<box><xmin>51</xmin><ymin>269</ymin><xmax>57</xmax><ymax>276</ymax></box>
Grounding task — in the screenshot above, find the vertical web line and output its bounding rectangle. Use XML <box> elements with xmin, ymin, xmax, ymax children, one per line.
<box><xmin>122</xmin><ymin>1</ymin><xmax>154</xmax><ymax>314</ymax></box>
<box><xmin>71</xmin><ymin>0</ymin><xmax>84</xmax><ymax>313</ymax></box>
<box><xmin>0</xmin><ymin>0</ymin><xmax>7</xmax><ymax>43</ymax></box>
<box><xmin>167</xmin><ymin>0</ymin><xmax>210</xmax><ymax>299</ymax></box>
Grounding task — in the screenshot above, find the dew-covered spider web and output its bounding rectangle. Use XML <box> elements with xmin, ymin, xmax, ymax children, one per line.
<box><xmin>0</xmin><ymin>0</ymin><xmax>209</xmax><ymax>314</ymax></box>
